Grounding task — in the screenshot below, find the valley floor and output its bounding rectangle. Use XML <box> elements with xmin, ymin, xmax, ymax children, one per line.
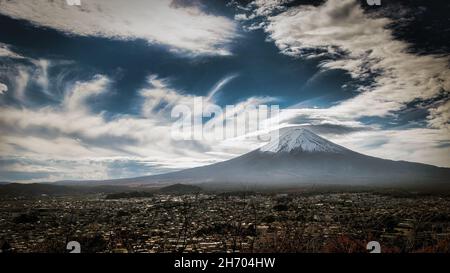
<box><xmin>1</xmin><ymin>192</ymin><xmax>450</xmax><ymax>253</ymax></box>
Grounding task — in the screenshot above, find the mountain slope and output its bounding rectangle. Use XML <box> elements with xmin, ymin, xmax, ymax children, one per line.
<box><xmin>57</xmin><ymin>127</ymin><xmax>450</xmax><ymax>188</ymax></box>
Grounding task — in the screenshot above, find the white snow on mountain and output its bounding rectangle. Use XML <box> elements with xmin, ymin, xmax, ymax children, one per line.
<box><xmin>260</xmin><ymin>127</ymin><xmax>350</xmax><ymax>154</ymax></box>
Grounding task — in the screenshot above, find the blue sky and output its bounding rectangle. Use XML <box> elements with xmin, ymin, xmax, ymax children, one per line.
<box><xmin>0</xmin><ymin>0</ymin><xmax>449</xmax><ymax>182</ymax></box>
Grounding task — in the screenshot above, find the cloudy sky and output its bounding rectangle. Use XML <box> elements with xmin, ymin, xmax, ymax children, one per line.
<box><xmin>0</xmin><ymin>0</ymin><xmax>449</xmax><ymax>182</ymax></box>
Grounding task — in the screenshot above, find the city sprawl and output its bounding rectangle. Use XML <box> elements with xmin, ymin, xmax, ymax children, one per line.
<box><xmin>1</xmin><ymin>192</ymin><xmax>450</xmax><ymax>253</ymax></box>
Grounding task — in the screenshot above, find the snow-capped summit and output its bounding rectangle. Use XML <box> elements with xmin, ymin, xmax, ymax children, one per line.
<box><xmin>259</xmin><ymin>127</ymin><xmax>349</xmax><ymax>154</ymax></box>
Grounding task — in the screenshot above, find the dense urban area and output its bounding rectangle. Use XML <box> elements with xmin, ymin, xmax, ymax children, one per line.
<box><xmin>1</xmin><ymin>190</ymin><xmax>450</xmax><ymax>253</ymax></box>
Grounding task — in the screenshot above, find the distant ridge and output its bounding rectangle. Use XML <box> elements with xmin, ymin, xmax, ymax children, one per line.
<box><xmin>158</xmin><ymin>183</ymin><xmax>202</xmax><ymax>194</ymax></box>
<box><xmin>0</xmin><ymin>183</ymin><xmax>130</xmax><ymax>197</ymax></box>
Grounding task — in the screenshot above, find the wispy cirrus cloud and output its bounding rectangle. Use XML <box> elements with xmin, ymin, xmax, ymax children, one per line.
<box><xmin>328</xmin><ymin>128</ymin><xmax>450</xmax><ymax>168</ymax></box>
<box><xmin>0</xmin><ymin>74</ymin><xmax>212</xmax><ymax>181</ymax></box>
<box><xmin>0</xmin><ymin>0</ymin><xmax>238</xmax><ymax>56</ymax></box>
<box><xmin>0</xmin><ymin>82</ymin><xmax>7</xmax><ymax>95</ymax></box>
<box><xmin>238</xmin><ymin>0</ymin><xmax>450</xmax><ymax>127</ymax></box>
<box><xmin>0</xmin><ymin>43</ymin><xmax>24</xmax><ymax>59</ymax></box>
<box><xmin>428</xmin><ymin>100</ymin><xmax>450</xmax><ymax>131</ymax></box>
<box><xmin>0</xmin><ymin>45</ymin><xmax>277</xmax><ymax>181</ymax></box>
<box><xmin>207</xmin><ymin>74</ymin><xmax>239</xmax><ymax>101</ymax></box>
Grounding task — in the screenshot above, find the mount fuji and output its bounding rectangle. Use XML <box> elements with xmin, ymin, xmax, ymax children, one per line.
<box><xmin>57</xmin><ymin>127</ymin><xmax>450</xmax><ymax>189</ymax></box>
